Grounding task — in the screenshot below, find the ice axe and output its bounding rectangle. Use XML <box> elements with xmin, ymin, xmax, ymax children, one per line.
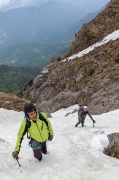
<box><xmin>16</xmin><ymin>158</ymin><xmax>23</xmax><ymax>173</ymax></box>
<box><xmin>16</xmin><ymin>158</ymin><xmax>21</xmax><ymax>167</ymax></box>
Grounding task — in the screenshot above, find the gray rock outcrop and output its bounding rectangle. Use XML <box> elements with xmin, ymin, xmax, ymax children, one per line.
<box><xmin>104</xmin><ymin>133</ymin><xmax>119</xmax><ymax>159</ymax></box>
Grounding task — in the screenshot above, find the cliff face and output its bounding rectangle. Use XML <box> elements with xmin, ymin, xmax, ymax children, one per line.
<box><xmin>21</xmin><ymin>0</ymin><xmax>119</xmax><ymax>115</ymax></box>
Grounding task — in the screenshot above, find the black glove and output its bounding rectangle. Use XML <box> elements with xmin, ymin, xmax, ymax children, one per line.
<box><xmin>48</xmin><ymin>135</ymin><xmax>53</xmax><ymax>141</ymax></box>
<box><xmin>93</xmin><ymin>120</ymin><xmax>96</xmax><ymax>123</ymax></box>
<box><xmin>12</xmin><ymin>151</ymin><xmax>18</xmax><ymax>159</ymax></box>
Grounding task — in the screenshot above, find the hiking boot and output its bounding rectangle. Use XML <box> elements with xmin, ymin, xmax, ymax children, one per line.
<box><xmin>41</xmin><ymin>142</ymin><xmax>47</xmax><ymax>154</ymax></box>
<box><xmin>42</xmin><ymin>150</ymin><xmax>47</xmax><ymax>154</ymax></box>
<box><xmin>38</xmin><ymin>154</ymin><xmax>42</xmax><ymax>161</ymax></box>
<box><xmin>93</xmin><ymin>120</ymin><xmax>96</xmax><ymax>123</ymax></box>
<box><xmin>81</xmin><ymin>123</ymin><xmax>84</xmax><ymax>127</ymax></box>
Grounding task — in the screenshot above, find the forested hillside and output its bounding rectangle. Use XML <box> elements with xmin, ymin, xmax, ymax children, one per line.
<box><xmin>0</xmin><ymin>42</ymin><xmax>70</xmax><ymax>67</ymax></box>
<box><xmin>0</xmin><ymin>65</ymin><xmax>38</xmax><ymax>94</ymax></box>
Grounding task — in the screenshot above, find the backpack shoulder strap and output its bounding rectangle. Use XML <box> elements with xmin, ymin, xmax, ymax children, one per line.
<box><xmin>26</xmin><ymin>117</ymin><xmax>31</xmax><ymax>128</ymax></box>
<box><xmin>78</xmin><ymin>106</ymin><xmax>83</xmax><ymax>114</ymax></box>
<box><xmin>25</xmin><ymin>116</ymin><xmax>31</xmax><ymax>139</ymax></box>
<box><xmin>37</xmin><ymin>110</ymin><xmax>48</xmax><ymax>127</ymax></box>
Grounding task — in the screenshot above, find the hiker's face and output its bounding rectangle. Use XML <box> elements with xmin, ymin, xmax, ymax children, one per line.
<box><xmin>27</xmin><ymin>110</ymin><xmax>37</xmax><ymax>121</ymax></box>
<box><xmin>83</xmin><ymin>108</ymin><xmax>88</xmax><ymax>112</ymax></box>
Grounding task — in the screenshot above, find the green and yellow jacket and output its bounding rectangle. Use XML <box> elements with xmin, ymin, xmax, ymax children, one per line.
<box><xmin>14</xmin><ymin>112</ymin><xmax>53</xmax><ymax>153</ymax></box>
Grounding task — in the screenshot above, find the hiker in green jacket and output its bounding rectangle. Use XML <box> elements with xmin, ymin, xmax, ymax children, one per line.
<box><xmin>12</xmin><ymin>103</ymin><xmax>54</xmax><ymax>161</ymax></box>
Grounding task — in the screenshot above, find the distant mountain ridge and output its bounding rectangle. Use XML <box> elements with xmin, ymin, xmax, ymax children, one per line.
<box><xmin>61</xmin><ymin>9</ymin><xmax>103</xmax><ymax>43</ymax></box>
<box><xmin>0</xmin><ymin>2</ymin><xmax>86</xmax><ymax>45</ymax></box>
<box><xmin>0</xmin><ymin>1</ymin><xmax>110</xmax><ymax>68</ymax></box>
<box><xmin>0</xmin><ymin>0</ymin><xmax>110</xmax><ymax>12</ymax></box>
<box><xmin>0</xmin><ymin>1</ymin><xmax>87</xmax><ymax>67</ymax></box>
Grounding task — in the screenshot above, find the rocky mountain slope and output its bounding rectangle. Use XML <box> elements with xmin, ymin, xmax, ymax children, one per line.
<box><xmin>64</xmin><ymin>0</ymin><xmax>119</xmax><ymax>58</ymax></box>
<box><xmin>0</xmin><ymin>92</ymin><xmax>40</xmax><ymax>112</ymax></box>
<box><xmin>19</xmin><ymin>0</ymin><xmax>119</xmax><ymax>115</ymax></box>
<box><xmin>0</xmin><ymin>92</ymin><xmax>29</xmax><ymax>111</ymax></box>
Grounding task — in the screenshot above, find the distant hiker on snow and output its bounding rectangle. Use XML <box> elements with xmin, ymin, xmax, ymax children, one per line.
<box><xmin>75</xmin><ymin>105</ymin><xmax>95</xmax><ymax>127</ymax></box>
<box><xmin>12</xmin><ymin>103</ymin><xmax>54</xmax><ymax>162</ymax></box>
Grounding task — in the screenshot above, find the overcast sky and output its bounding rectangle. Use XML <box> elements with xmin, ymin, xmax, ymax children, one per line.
<box><xmin>0</xmin><ymin>0</ymin><xmax>10</xmax><ymax>6</ymax></box>
<box><xmin>0</xmin><ymin>0</ymin><xmax>110</xmax><ymax>8</ymax></box>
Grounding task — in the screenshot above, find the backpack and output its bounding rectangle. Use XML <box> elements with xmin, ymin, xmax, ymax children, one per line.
<box><xmin>25</xmin><ymin>110</ymin><xmax>48</xmax><ymax>139</ymax></box>
<box><xmin>78</xmin><ymin>105</ymin><xmax>83</xmax><ymax>115</ymax></box>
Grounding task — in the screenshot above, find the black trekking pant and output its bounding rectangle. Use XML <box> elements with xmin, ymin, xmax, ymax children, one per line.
<box><xmin>75</xmin><ymin>119</ymin><xmax>84</xmax><ymax>127</ymax></box>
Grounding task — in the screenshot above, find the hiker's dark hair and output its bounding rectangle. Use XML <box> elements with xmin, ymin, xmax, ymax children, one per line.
<box><xmin>24</xmin><ymin>103</ymin><xmax>36</xmax><ymax>116</ymax></box>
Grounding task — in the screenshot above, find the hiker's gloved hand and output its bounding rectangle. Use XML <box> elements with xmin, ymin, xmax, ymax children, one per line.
<box><xmin>48</xmin><ymin>135</ymin><xmax>53</xmax><ymax>141</ymax></box>
<box><xmin>12</xmin><ymin>151</ymin><xmax>18</xmax><ymax>159</ymax></box>
<box><xmin>93</xmin><ymin>120</ymin><xmax>96</xmax><ymax>123</ymax></box>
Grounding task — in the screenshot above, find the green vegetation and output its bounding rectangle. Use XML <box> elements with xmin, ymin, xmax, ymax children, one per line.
<box><xmin>51</xmin><ymin>56</ymin><xmax>62</xmax><ymax>63</ymax></box>
<box><xmin>0</xmin><ymin>42</ymin><xmax>71</xmax><ymax>68</ymax></box>
<box><xmin>0</xmin><ymin>65</ymin><xmax>38</xmax><ymax>94</ymax></box>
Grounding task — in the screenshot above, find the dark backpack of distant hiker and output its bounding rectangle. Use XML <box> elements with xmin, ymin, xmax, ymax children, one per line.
<box><xmin>25</xmin><ymin>109</ymin><xmax>48</xmax><ymax>139</ymax></box>
<box><xmin>78</xmin><ymin>105</ymin><xmax>84</xmax><ymax>115</ymax></box>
